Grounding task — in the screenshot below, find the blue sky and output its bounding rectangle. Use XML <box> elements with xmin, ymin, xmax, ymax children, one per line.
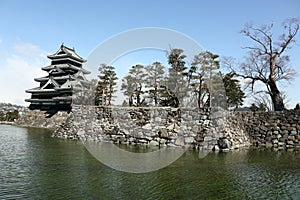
<box><xmin>0</xmin><ymin>0</ymin><xmax>299</xmax><ymax>107</ymax></box>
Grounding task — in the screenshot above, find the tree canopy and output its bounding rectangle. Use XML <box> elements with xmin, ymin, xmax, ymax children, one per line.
<box><xmin>145</xmin><ymin>62</ymin><xmax>165</xmax><ymax>106</ymax></box>
<box><xmin>222</xmin><ymin>72</ymin><xmax>245</xmax><ymax>108</ymax></box>
<box><xmin>223</xmin><ymin>18</ymin><xmax>299</xmax><ymax>111</ymax></box>
<box><xmin>121</xmin><ymin>64</ymin><xmax>147</xmax><ymax>106</ymax></box>
<box><xmin>189</xmin><ymin>51</ymin><xmax>221</xmax><ymax>108</ymax></box>
<box><xmin>96</xmin><ymin>64</ymin><xmax>118</xmax><ymax>106</ymax></box>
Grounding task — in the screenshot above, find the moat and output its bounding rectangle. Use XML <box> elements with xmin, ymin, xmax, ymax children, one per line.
<box><xmin>1</xmin><ymin>125</ymin><xmax>300</xmax><ymax>199</ymax></box>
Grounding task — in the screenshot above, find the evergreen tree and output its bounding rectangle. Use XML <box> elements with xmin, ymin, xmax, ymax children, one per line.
<box><xmin>162</xmin><ymin>48</ymin><xmax>188</xmax><ymax>107</ymax></box>
<box><xmin>249</xmin><ymin>103</ymin><xmax>266</xmax><ymax>112</ymax></box>
<box><xmin>145</xmin><ymin>61</ymin><xmax>165</xmax><ymax>106</ymax></box>
<box><xmin>121</xmin><ymin>75</ymin><xmax>135</xmax><ymax>106</ymax></box>
<box><xmin>222</xmin><ymin>72</ymin><xmax>245</xmax><ymax>108</ymax></box>
<box><xmin>189</xmin><ymin>51</ymin><xmax>223</xmax><ymax>108</ymax></box>
<box><xmin>5</xmin><ymin>110</ymin><xmax>19</xmax><ymax>122</ymax></box>
<box><xmin>121</xmin><ymin>64</ymin><xmax>147</xmax><ymax>106</ymax></box>
<box><xmin>0</xmin><ymin>111</ymin><xmax>5</xmax><ymax>121</ymax></box>
<box><xmin>96</xmin><ymin>64</ymin><xmax>118</xmax><ymax>106</ymax></box>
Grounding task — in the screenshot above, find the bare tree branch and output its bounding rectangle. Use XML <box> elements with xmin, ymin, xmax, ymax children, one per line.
<box><xmin>222</xmin><ymin>18</ymin><xmax>299</xmax><ymax>111</ymax></box>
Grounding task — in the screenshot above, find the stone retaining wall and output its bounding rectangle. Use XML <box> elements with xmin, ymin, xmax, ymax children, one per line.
<box><xmin>53</xmin><ymin>105</ymin><xmax>251</xmax><ymax>151</ymax></box>
<box><xmin>232</xmin><ymin>110</ymin><xmax>300</xmax><ymax>149</ymax></box>
<box><xmin>15</xmin><ymin>110</ymin><xmax>69</xmax><ymax>129</ymax></box>
<box><xmin>15</xmin><ymin>105</ymin><xmax>300</xmax><ymax>151</ymax></box>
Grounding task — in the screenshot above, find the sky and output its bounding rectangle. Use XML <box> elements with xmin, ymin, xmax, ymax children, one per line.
<box><xmin>0</xmin><ymin>0</ymin><xmax>299</xmax><ymax>108</ymax></box>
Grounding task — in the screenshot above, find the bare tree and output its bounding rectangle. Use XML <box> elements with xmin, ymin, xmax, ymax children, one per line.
<box><xmin>252</xmin><ymin>92</ymin><xmax>273</xmax><ymax>111</ymax></box>
<box><xmin>251</xmin><ymin>91</ymin><xmax>290</xmax><ymax>111</ymax></box>
<box><xmin>224</xmin><ymin>18</ymin><xmax>299</xmax><ymax>111</ymax></box>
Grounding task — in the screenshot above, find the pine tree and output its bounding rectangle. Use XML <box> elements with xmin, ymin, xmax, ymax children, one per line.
<box><xmin>189</xmin><ymin>51</ymin><xmax>222</xmax><ymax>108</ymax></box>
<box><xmin>161</xmin><ymin>48</ymin><xmax>188</xmax><ymax>107</ymax></box>
<box><xmin>96</xmin><ymin>64</ymin><xmax>118</xmax><ymax>106</ymax></box>
<box><xmin>121</xmin><ymin>64</ymin><xmax>147</xmax><ymax>106</ymax></box>
<box><xmin>145</xmin><ymin>61</ymin><xmax>165</xmax><ymax>106</ymax></box>
<box><xmin>222</xmin><ymin>72</ymin><xmax>245</xmax><ymax>108</ymax></box>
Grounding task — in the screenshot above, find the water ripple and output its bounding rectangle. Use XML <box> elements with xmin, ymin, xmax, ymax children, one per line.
<box><xmin>1</xmin><ymin>125</ymin><xmax>300</xmax><ymax>199</ymax></box>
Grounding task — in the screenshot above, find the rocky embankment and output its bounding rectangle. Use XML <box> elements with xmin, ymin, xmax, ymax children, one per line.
<box><xmin>0</xmin><ymin>103</ymin><xmax>27</xmax><ymax>114</ymax></box>
<box><xmin>52</xmin><ymin>105</ymin><xmax>300</xmax><ymax>151</ymax></box>
<box><xmin>6</xmin><ymin>103</ymin><xmax>299</xmax><ymax>151</ymax></box>
<box><xmin>0</xmin><ymin>103</ymin><xmax>27</xmax><ymax>123</ymax></box>
<box><xmin>53</xmin><ymin>106</ymin><xmax>251</xmax><ymax>151</ymax></box>
<box><xmin>15</xmin><ymin>110</ymin><xmax>69</xmax><ymax>129</ymax></box>
<box><xmin>233</xmin><ymin>110</ymin><xmax>300</xmax><ymax>149</ymax></box>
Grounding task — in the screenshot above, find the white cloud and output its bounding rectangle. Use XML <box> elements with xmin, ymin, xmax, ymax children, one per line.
<box><xmin>13</xmin><ymin>42</ymin><xmax>47</xmax><ymax>58</ymax></box>
<box><xmin>0</xmin><ymin>38</ymin><xmax>2</xmax><ymax>45</ymax></box>
<box><xmin>0</xmin><ymin>42</ymin><xmax>48</xmax><ymax>106</ymax></box>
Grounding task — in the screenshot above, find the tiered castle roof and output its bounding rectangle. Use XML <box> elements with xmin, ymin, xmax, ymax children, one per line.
<box><xmin>25</xmin><ymin>44</ymin><xmax>91</xmax><ymax>112</ymax></box>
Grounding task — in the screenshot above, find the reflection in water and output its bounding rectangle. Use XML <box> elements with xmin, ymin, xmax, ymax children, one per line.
<box><xmin>224</xmin><ymin>150</ymin><xmax>300</xmax><ymax>199</ymax></box>
<box><xmin>0</xmin><ymin>125</ymin><xmax>300</xmax><ymax>199</ymax></box>
<box><xmin>83</xmin><ymin>140</ymin><xmax>188</xmax><ymax>173</ymax></box>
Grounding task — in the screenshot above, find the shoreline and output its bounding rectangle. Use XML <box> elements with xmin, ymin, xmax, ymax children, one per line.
<box><xmin>2</xmin><ymin>123</ymin><xmax>300</xmax><ymax>152</ymax></box>
<box><xmin>4</xmin><ymin>106</ymin><xmax>300</xmax><ymax>151</ymax></box>
<box><xmin>0</xmin><ymin>122</ymin><xmax>55</xmax><ymax>131</ymax></box>
<box><xmin>0</xmin><ymin>121</ymin><xmax>15</xmax><ymax>125</ymax></box>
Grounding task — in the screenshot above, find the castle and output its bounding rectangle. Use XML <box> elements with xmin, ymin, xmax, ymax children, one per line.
<box><xmin>26</xmin><ymin>44</ymin><xmax>90</xmax><ymax>112</ymax></box>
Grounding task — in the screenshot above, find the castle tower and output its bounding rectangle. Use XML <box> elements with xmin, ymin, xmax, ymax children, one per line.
<box><xmin>25</xmin><ymin>44</ymin><xmax>90</xmax><ymax>112</ymax></box>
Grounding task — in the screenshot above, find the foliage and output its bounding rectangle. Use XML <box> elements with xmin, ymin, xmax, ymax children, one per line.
<box><xmin>0</xmin><ymin>111</ymin><xmax>4</xmax><ymax>121</ymax></box>
<box><xmin>222</xmin><ymin>72</ymin><xmax>245</xmax><ymax>108</ymax></box>
<box><xmin>96</xmin><ymin>64</ymin><xmax>118</xmax><ymax>106</ymax></box>
<box><xmin>223</xmin><ymin>18</ymin><xmax>299</xmax><ymax>111</ymax></box>
<box><xmin>162</xmin><ymin>48</ymin><xmax>188</xmax><ymax>107</ymax></box>
<box><xmin>0</xmin><ymin>110</ymin><xmax>19</xmax><ymax>121</ymax></box>
<box><xmin>189</xmin><ymin>51</ymin><xmax>222</xmax><ymax>108</ymax></box>
<box><xmin>145</xmin><ymin>62</ymin><xmax>165</xmax><ymax>106</ymax></box>
<box><xmin>121</xmin><ymin>64</ymin><xmax>147</xmax><ymax>106</ymax></box>
<box><xmin>249</xmin><ymin>103</ymin><xmax>267</xmax><ymax>112</ymax></box>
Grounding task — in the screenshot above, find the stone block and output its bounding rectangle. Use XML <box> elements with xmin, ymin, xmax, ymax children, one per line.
<box><xmin>217</xmin><ymin>138</ymin><xmax>231</xmax><ymax>149</ymax></box>
<box><xmin>154</xmin><ymin>117</ymin><xmax>162</xmax><ymax>123</ymax></box>
<box><xmin>266</xmin><ymin>142</ymin><xmax>273</xmax><ymax>148</ymax></box>
<box><xmin>184</xmin><ymin>137</ymin><xmax>194</xmax><ymax>144</ymax></box>
<box><xmin>138</xmin><ymin>139</ymin><xmax>148</xmax><ymax>143</ymax></box>
<box><xmin>291</xmin><ymin>130</ymin><xmax>297</xmax><ymax>135</ymax></box>
<box><xmin>288</xmin><ymin>135</ymin><xmax>295</xmax><ymax>140</ymax></box>
<box><xmin>204</xmin><ymin>136</ymin><xmax>213</xmax><ymax>142</ymax></box>
<box><xmin>159</xmin><ymin>129</ymin><xmax>169</xmax><ymax>138</ymax></box>
<box><xmin>272</xmin><ymin>139</ymin><xmax>278</xmax><ymax>144</ymax></box>
<box><xmin>167</xmin><ymin>124</ymin><xmax>174</xmax><ymax>131</ymax></box>
<box><xmin>278</xmin><ymin>142</ymin><xmax>285</xmax><ymax>146</ymax></box>
<box><xmin>149</xmin><ymin>140</ymin><xmax>159</xmax><ymax>146</ymax></box>
<box><xmin>142</xmin><ymin>124</ymin><xmax>152</xmax><ymax>130</ymax></box>
<box><xmin>287</xmin><ymin>140</ymin><xmax>294</xmax><ymax>145</ymax></box>
<box><xmin>175</xmin><ymin>137</ymin><xmax>184</xmax><ymax>146</ymax></box>
<box><xmin>213</xmin><ymin>145</ymin><xmax>220</xmax><ymax>151</ymax></box>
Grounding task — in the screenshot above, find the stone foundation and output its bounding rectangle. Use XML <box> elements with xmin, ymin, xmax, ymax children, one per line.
<box><xmin>53</xmin><ymin>105</ymin><xmax>251</xmax><ymax>151</ymax></box>
<box><xmin>14</xmin><ymin>105</ymin><xmax>300</xmax><ymax>151</ymax></box>
<box><xmin>232</xmin><ymin>110</ymin><xmax>300</xmax><ymax>149</ymax></box>
<box><xmin>15</xmin><ymin>110</ymin><xmax>69</xmax><ymax>129</ymax></box>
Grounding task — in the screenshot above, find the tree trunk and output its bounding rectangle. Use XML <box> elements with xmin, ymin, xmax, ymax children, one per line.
<box><xmin>129</xmin><ymin>95</ymin><xmax>133</xmax><ymax>107</ymax></box>
<box><xmin>268</xmin><ymin>54</ymin><xmax>285</xmax><ymax>111</ymax></box>
<box><xmin>197</xmin><ymin>76</ymin><xmax>203</xmax><ymax>109</ymax></box>
<box><xmin>154</xmin><ymin>85</ymin><xmax>158</xmax><ymax>106</ymax></box>
<box><xmin>268</xmin><ymin>80</ymin><xmax>285</xmax><ymax>111</ymax></box>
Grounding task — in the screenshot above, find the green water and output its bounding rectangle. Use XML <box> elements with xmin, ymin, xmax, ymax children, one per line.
<box><xmin>1</xmin><ymin>125</ymin><xmax>300</xmax><ymax>199</ymax></box>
